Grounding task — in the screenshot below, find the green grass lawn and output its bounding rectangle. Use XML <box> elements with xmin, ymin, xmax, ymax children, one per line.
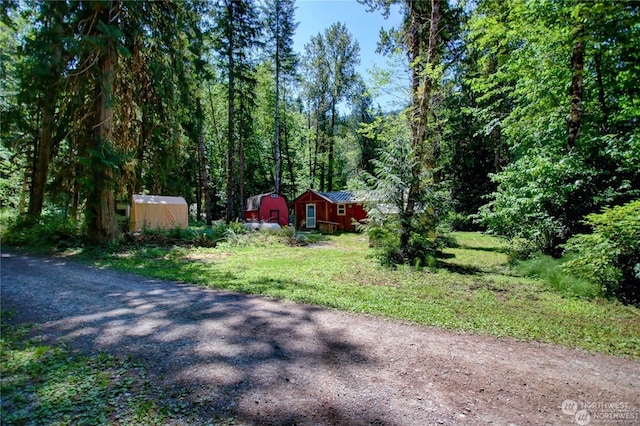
<box><xmin>88</xmin><ymin>231</ymin><xmax>640</xmax><ymax>358</ymax></box>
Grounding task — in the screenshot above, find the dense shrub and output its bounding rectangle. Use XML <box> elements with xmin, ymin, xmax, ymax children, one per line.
<box><xmin>445</xmin><ymin>211</ymin><xmax>475</xmax><ymax>232</ymax></box>
<box><xmin>563</xmin><ymin>200</ymin><xmax>640</xmax><ymax>304</ymax></box>
<box><xmin>367</xmin><ymin>225</ymin><xmax>441</xmax><ymax>269</ymax></box>
<box><xmin>128</xmin><ymin>221</ymin><xmax>237</xmax><ymax>248</ymax></box>
<box><xmin>1</xmin><ymin>214</ymin><xmax>83</xmax><ymax>249</ymax></box>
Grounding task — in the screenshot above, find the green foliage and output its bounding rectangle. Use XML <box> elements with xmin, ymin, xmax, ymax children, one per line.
<box><xmin>563</xmin><ymin>200</ymin><xmax>640</xmax><ymax>304</ymax></box>
<box><xmin>475</xmin><ymin>150</ymin><xmax>573</xmax><ymax>253</ymax></box>
<box><xmin>130</xmin><ymin>222</ymin><xmax>244</xmax><ymax>248</ymax></box>
<box><xmin>358</xmin><ymin>112</ymin><xmax>448</xmax><ymax>267</ymax></box>
<box><xmin>467</xmin><ymin>0</ymin><xmax>640</xmax><ymax>255</ymax></box>
<box><xmin>0</xmin><ymin>145</ymin><xmax>23</xmax><ymax>211</ymax></box>
<box><xmin>2</xmin><ymin>213</ymin><xmax>83</xmax><ymax>249</ymax></box>
<box><xmin>444</xmin><ymin>211</ymin><xmax>474</xmax><ymax>232</ymax></box>
<box><xmin>515</xmin><ymin>254</ymin><xmax>601</xmax><ymax>299</ymax></box>
<box><xmin>475</xmin><ymin>139</ymin><xmax>640</xmax><ymax>255</ymax></box>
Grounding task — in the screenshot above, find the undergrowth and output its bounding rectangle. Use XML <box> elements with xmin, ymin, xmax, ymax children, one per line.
<box><xmin>1</xmin><ymin>212</ymin><xmax>83</xmax><ymax>250</ymax></box>
<box><xmin>514</xmin><ymin>254</ymin><xmax>602</xmax><ymax>299</ymax></box>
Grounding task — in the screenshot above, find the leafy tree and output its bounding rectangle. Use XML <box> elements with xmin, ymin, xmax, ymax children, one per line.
<box><xmin>301</xmin><ymin>32</ymin><xmax>331</xmax><ymax>190</ymax></box>
<box><xmin>361</xmin><ymin>0</ymin><xmax>448</xmax><ymax>263</ymax></box>
<box><xmin>349</xmin><ymin>77</ymin><xmax>380</xmax><ymax>177</ymax></box>
<box><xmin>301</xmin><ymin>22</ymin><xmax>361</xmax><ymax>192</ymax></box>
<box><xmin>212</xmin><ymin>0</ymin><xmax>262</xmax><ymax>221</ymax></box>
<box><xmin>470</xmin><ymin>0</ymin><xmax>640</xmax><ymax>254</ymax></box>
<box><xmin>263</xmin><ymin>0</ymin><xmax>298</xmax><ymax>194</ymax></box>
<box><xmin>323</xmin><ymin>22</ymin><xmax>361</xmax><ymax>191</ymax></box>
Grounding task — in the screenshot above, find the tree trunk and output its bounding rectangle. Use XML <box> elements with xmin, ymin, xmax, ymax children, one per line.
<box><xmin>312</xmin><ymin>104</ymin><xmax>320</xmax><ymax>188</ymax></box>
<box><xmin>19</xmin><ymin>150</ymin><xmax>32</xmax><ymax>214</ymax></box>
<box><xmin>199</xmin><ymin>133</ymin><xmax>212</xmax><ymax>225</ymax></box>
<box><xmin>401</xmin><ymin>0</ymin><xmax>440</xmax><ymax>258</ymax></box>
<box><xmin>319</xmin><ymin>111</ymin><xmax>328</xmax><ymax>192</ymax></box>
<box><xmin>28</xmin><ymin>103</ymin><xmax>53</xmax><ymax>217</ymax></box>
<box><xmin>327</xmin><ymin>102</ymin><xmax>336</xmax><ymax>192</ymax></box>
<box><xmin>238</xmin><ymin>134</ymin><xmax>244</xmax><ymax>220</ymax></box>
<box><xmin>225</xmin><ymin>1</ymin><xmax>235</xmax><ymax>222</ymax></box>
<box><xmin>71</xmin><ymin>181</ymin><xmax>80</xmax><ymax>221</ymax></box>
<box><xmin>85</xmin><ymin>2</ymin><xmax>120</xmax><ymax>245</ymax></box>
<box><xmin>274</xmin><ymin>0</ymin><xmax>282</xmax><ymax>194</ymax></box>
<box><xmin>28</xmin><ymin>15</ymin><xmax>62</xmax><ymax>218</ymax></box>
<box><xmin>282</xmin><ymin>91</ymin><xmax>296</xmax><ymax>198</ymax></box>
<box><xmin>567</xmin><ymin>21</ymin><xmax>584</xmax><ymax>151</ymax></box>
<box><xmin>136</xmin><ymin>107</ymin><xmax>150</xmax><ymax>194</ymax></box>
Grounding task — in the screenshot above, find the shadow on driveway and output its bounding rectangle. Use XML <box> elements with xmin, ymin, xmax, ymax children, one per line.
<box><xmin>1</xmin><ymin>251</ymin><xmax>395</xmax><ymax>425</ymax></box>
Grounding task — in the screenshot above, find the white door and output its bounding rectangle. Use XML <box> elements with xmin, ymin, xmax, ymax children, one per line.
<box><xmin>306</xmin><ymin>204</ymin><xmax>316</xmax><ymax>228</ymax></box>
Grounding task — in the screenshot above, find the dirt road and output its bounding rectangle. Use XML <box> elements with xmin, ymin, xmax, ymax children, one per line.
<box><xmin>2</xmin><ymin>250</ymin><xmax>638</xmax><ymax>425</ymax></box>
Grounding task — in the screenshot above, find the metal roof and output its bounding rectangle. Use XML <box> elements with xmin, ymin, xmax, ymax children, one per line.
<box><xmin>317</xmin><ymin>191</ymin><xmax>360</xmax><ymax>203</ymax></box>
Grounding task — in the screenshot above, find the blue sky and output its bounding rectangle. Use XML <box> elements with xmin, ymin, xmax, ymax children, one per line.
<box><xmin>292</xmin><ymin>0</ymin><xmax>406</xmax><ymax>109</ymax></box>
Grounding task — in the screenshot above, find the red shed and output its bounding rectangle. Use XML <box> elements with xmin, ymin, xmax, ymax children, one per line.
<box><xmin>291</xmin><ymin>189</ymin><xmax>368</xmax><ymax>233</ymax></box>
<box><xmin>243</xmin><ymin>192</ymin><xmax>289</xmax><ymax>226</ymax></box>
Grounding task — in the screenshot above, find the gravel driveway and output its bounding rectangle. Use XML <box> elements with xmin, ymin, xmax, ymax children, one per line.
<box><xmin>2</xmin><ymin>250</ymin><xmax>639</xmax><ymax>425</ymax></box>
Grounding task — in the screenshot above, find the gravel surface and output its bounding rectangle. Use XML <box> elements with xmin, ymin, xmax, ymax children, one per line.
<box><xmin>2</xmin><ymin>250</ymin><xmax>639</xmax><ymax>425</ymax></box>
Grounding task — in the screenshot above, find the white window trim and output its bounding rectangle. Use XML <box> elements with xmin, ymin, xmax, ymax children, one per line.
<box><xmin>337</xmin><ymin>204</ymin><xmax>346</xmax><ymax>216</ymax></box>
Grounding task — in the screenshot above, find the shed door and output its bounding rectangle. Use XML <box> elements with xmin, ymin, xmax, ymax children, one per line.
<box><xmin>306</xmin><ymin>204</ymin><xmax>316</xmax><ymax>228</ymax></box>
<box><xmin>269</xmin><ymin>209</ymin><xmax>280</xmax><ymax>224</ymax></box>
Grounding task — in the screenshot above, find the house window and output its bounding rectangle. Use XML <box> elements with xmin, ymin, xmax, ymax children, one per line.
<box><xmin>337</xmin><ymin>204</ymin><xmax>346</xmax><ymax>216</ymax></box>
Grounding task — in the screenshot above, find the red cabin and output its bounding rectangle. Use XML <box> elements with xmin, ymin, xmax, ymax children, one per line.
<box><xmin>291</xmin><ymin>189</ymin><xmax>368</xmax><ymax>233</ymax></box>
<box><xmin>243</xmin><ymin>192</ymin><xmax>289</xmax><ymax>226</ymax></box>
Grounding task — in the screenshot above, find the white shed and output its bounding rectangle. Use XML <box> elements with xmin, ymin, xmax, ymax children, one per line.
<box><xmin>129</xmin><ymin>195</ymin><xmax>188</xmax><ymax>232</ymax></box>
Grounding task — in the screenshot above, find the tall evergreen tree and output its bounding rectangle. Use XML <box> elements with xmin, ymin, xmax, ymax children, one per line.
<box><xmin>25</xmin><ymin>2</ymin><xmax>67</xmax><ymax>218</ymax></box>
<box><xmin>301</xmin><ymin>23</ymin><xmax>361</xmax><ymax>192</ymax></box>
<box><xmin>213</xmin><ymin>0</ymin><xmax>262</xmax><ymax>221</ymax></box>
<box><xmin>362</xmin><ymin>0</ymin><xmax>447</xmax><ymax>262</ymax></box>
<box><xmin>324</xmin><ymin>22</ymin><xmax>360</xmax><ymax>191</ymax></box>
<box><xmin>263</xmin><ymin>0</ymin><xmax>298</xmax><ymax>194</ymax></box>
<box><xmin>80</xmin><ymin>0</ymin><xmax>121</xmax><ymax>244</ymax></box>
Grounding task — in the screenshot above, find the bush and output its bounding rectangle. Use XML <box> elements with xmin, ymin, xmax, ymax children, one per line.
<box><xmin>563</xmin><ymin>200</ymin><xmax>640</xmax><ymax>304</ymax></box>
<box><xmin>276</xmin><ymin>226</ymin><xmax>310</xmax><ymax>246</ymax></box>
<box><xmin>367</xmin><ymin>225</ymin><xmax>440</xmax><ymax>269</ymax></box>
<box><xmin>1</xmin><ymin>214</ymin><xmax>83</xmax><ymax>249</ymax></box>
<box><xmin>446</xmin><ymin>211</ymin><xmax>474</xmax><ymax>231</ymax></box>
<box><xmin>509</xmin><ymin>237</ymin><xmax>538</xmax><ymax>260</ymax></box>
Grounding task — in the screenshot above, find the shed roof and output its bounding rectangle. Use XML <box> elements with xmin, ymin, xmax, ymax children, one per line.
<box><xmin>292</xmin><ymin>189</ymin><xmax>378</xmax><ymax>205</ymax></box>
<box><xmin>245</xmin><ymin>192</ymin><xmax>269</xmax><ymax>211</ymax></box>
<box><xmin>317</xmin><ymin>191</ymin><xmax>360</xmax><ymax>203</ymax></box>
<box><xmin>132</xmin><ymin>194</ymin><xmax>187</xmax><ymax>205</ymax></box>
<box><xmin>244</xmin><ymin>192</ymin><xmax>285</xmax><ymax>211</ymax></box>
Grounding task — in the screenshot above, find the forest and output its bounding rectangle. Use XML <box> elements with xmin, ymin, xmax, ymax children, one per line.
<box><xmin>1</xmin><ymin>1</ymin><xmax>638</xmax><ymax>300</ymax></box>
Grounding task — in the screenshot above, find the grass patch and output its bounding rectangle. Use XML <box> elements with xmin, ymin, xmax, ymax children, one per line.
<box><xmin>87</xmin><ymin>231</ymin><xmax>640</xmax><ymax>358</ymax></box>
<box><xmin>515</xmin><ymin>253</ymin><xmax>602</xmax><ymax>299</ymax></box>
<box><xmin>0</xmin><ymin>311</ymin><xmax>219</xmax><ymax>425</ymax></box>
